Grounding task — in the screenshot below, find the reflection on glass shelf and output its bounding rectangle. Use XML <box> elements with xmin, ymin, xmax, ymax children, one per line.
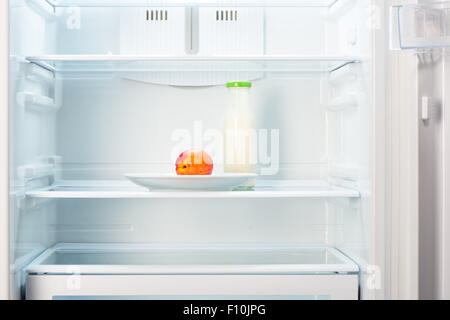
<box><xmin>43</xmin><ymin>0</ymin><xmax>340</xmax><ymax>8</ymax></box>
<box><xmin>25</xmin><ymin>180</ymin><xmax>360</xmax><ymax>199</ymax></box>
<box><xmin>25</xmin><ymin>243</ymin><xmax>359</xmax><ymax>274</ymax></box>
<box><xmin>26</xmin><ymin>55</ymin><xmax>360</xmax><ymax>73</ymax></box>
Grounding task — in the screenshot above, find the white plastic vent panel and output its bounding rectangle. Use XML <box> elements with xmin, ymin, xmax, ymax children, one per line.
<box><xmin>120</xmin><ymin>7</ymin><xmax>190</xmax><ymax>85</ymax></box>
<box><xmin>120</xmin><ymin>8</ymin><xmax>185</xmax><ymax>55</ymax></box>
<box><xmin>195</xmin><ymin>7</ymin><xmax>264</xmax><ymax>85</ymax></box>
<box><xmin>119</xmin><ymin>6</ymin><xmax>264</xmax><ymax>86</ymax></box>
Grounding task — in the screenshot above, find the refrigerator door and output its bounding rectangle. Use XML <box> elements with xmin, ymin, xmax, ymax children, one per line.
<box><xmin>389</xmin><ymin>0</ymin><xmax>450</xmax><ymax>299</ymax></box>
<box><xmin>441</xmin><ymin>51</ymin><xmax>450</xmax><ymax>300</ymax></box>
<box><xmin>418</xmin><ymin>48</ymin><xmax>450</xmax><ymax>300</ymax></box>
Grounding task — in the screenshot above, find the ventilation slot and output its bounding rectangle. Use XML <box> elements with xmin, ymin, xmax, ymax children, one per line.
<box><xmin>216</xmin><ymin>10</ymin><xmax>238</xmax><ymax>21</ymax></box>
<box><xmin>146</xmin><ymin>9</ymin><xmax>168</xmax><ymax>21</ymax></box>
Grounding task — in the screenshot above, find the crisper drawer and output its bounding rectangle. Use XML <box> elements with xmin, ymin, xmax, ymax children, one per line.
<box><xmin>26</xmin><ymin>274</ymin><xmax>359</xmax><ymax>300</ymax></box>
<box><xmin>24</xmin><ymin>244</ymin><xmax>359</xmax><ymax>300</ymax></box>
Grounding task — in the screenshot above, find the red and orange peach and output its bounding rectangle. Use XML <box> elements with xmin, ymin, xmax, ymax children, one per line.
<box><xmin>176</xmin><ymin>149</ymin><xmax>213</xmax><ymax>176</ymax></box>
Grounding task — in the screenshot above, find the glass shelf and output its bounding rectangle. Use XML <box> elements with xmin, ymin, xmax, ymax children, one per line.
<box><xmin>43</xmin><ymin>0</ymin><xmax>340</xmax><ymax>8</ymax></box>
<box><xmin>26</xmin><ymin>55</ymin><xmax>360</xmax><ymax>74</ymax></box>
<box><xmin>391</xmin><ymin>2</ymin><xmax>450</xmax><ymax>50</ymax></box>
<box><xmin>25</xmin><ymin>243</ymin><xmax>359</xmax><ymax>275</ymax></box>
<box><xmin>25</xmin><ymin>180</ymin><xmax>360</xmax><ymax>199</ymax></box>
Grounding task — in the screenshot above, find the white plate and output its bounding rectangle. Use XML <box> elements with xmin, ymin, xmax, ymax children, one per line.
<box><xmin>125</xmin><ymin>173</ymin><xmax>257</xmax><ymax>191</ymax></box>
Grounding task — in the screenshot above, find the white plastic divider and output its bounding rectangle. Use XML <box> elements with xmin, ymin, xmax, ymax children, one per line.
<box><xmin>27</xmin><ymin>274</ymin><xmax>359</xmax><ymax>300</ymax></box>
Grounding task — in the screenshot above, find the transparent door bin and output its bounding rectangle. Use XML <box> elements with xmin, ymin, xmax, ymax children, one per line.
<box><xmin>391</xmin><ymin>2</ymin><xmax>450</xmax><ymax>50</ymax></box>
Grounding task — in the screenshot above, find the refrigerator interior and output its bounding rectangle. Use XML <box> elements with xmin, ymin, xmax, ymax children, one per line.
<box><xmin>9</xmin><ymin>0</ymin><xmax>378</xmax><ymax>299</ymax></box>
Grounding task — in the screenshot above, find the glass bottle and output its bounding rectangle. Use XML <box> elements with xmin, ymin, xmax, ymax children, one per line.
<box><xmin>223</xmin><ymin>81</ymin><xmax>256</xmax><ymax>190</ymax></box>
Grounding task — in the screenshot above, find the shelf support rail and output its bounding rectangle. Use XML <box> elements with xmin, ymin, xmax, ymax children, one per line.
<box><xmin>25</xmin><ymin>0</ymin><xmax>56</xmax><ymax>19</ymax></box>
<box><xmin>17</xmin><ymin>61</ymin><xmax>61</xmax><ymax>113</ymax></box>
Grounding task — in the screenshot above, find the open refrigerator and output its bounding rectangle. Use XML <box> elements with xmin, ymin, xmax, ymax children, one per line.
<box><xmin>1</xmin><ymin>0</ymin><xmax>449</xmax><ymax>300</ymax></box>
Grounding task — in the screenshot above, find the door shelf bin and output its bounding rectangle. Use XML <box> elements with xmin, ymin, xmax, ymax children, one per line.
<box><xmin>391</xmin><ymin>2</ymin><xmax>450</xmax><ymax>50</ymax></box>
<box><xmin>25</xmin><ymin>244</ymin><xmax>359</xmax><ymax>300</ymax></box>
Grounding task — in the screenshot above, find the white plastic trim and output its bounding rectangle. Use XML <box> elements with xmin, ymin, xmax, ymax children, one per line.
<box><xmin>26</xmin><ymin>274</ymin><xmax>359</xmax><ymax>300</ymax></box>
<box><xmin>440</xmin><ymin>47</ymin><xmax>450</xmax><ymax>299</ymax></box>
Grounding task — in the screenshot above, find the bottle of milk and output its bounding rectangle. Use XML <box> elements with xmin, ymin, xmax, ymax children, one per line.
<box><xmin>223</xmin><ymin>81</ymin><xmax>256</xmax><ymax>190</ymax></box>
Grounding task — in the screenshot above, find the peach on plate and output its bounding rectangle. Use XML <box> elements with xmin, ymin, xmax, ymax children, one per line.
<box><xmin>176</xmin><ymin>149</ymin><xmax>213</xmax><ymax>176</ymax></box>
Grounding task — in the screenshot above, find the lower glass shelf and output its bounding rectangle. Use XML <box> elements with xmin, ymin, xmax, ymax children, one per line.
<box><xmin>25</xmin><ymin>55</ymin><xmax>360</xmax><ymax>73</ymax></box>
<box><xmin>25</xmin><ymin>180</ymin><xmax>361</xmax><ymax>199</ymax></box>
<box><xmin>25</xmin><ymin>243</ymin><xmax>359</xmax><ymax>275</ymax></box>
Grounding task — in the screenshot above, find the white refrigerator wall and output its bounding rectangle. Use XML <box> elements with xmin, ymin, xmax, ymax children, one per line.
<box><xmin>7</xmin><ymin>0</ymin><xmax>379</xmax><ymax>299</ymax></box>
<box><xmin>326</xmin><ymin>0</ymin><xmax>382</xmax><ymax>300</ymax></box>
<box><xmin>1</xmin><ymin>0</ymin><xmax>10</xmax><ymax>301</ymax></box>
<box><xmin>8</xmin><ymin>0</ymin><xmax>58</xmax><ymax>299</ymax></box>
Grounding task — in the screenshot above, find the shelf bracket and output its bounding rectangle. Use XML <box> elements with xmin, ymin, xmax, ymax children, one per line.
<box><xmin>16</xmin><ymin>92</ymin><xmax>60</xmax><ymax>113</ymax></box>
<box><xmin>17</xmin><ymin>156</ymin><xmax>62</xmax><ymax>183</ymax></box>
<box><xmin>25</xmin><ymin>0</ymin><xmax>56</xmax><ymax>19</ymax></box>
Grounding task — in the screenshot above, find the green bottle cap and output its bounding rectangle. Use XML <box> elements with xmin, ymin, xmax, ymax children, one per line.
<box><xmin>226</xmin><ymin>81</ymin><xmax>252</xmax><ymax>88</ymax></box>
